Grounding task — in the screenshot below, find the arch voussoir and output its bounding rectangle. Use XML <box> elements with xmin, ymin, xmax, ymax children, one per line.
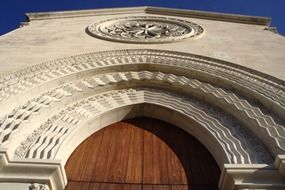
<box><xmin>1</xmin><ymin>71</ymin><xmax>280</xmax><ymax>163</ymax></box>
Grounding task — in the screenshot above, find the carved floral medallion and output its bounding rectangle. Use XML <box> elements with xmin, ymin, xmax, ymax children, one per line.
<box><xmin>87</xmin><ymin>16</ymin><xmax>204</xmax><ymax>43</ymax></box>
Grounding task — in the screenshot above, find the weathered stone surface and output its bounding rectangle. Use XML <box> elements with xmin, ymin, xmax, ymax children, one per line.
<box><xmin>0</xmin><ymin>6</ymin><xmax>284</xmax><ymax>190</ymax></box>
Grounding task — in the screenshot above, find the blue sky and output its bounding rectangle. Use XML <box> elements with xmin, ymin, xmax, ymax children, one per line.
<box><xmin>0</xmin><ymin>0</ymin><xmax>285</xmax><ymax>36</ymax></box>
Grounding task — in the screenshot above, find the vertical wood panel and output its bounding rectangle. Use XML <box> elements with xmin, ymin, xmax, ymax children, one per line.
<box><xmin>125</xmin><ymin>123</ymin><xmax>143</xmax><ymax>183</ymax></box>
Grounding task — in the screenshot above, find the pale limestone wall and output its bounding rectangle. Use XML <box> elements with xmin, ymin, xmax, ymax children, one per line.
<box><xmin>0</xmin><ymin>183</ymin><xmax>30</xmax><ymax>190</ymax></box>
<box><xmin>0</xmin><ymin>11</ymin><xmax>284</xmax><ymax>80</ymax></box>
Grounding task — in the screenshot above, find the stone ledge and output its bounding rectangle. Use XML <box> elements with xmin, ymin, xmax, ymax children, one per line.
<box><xmin>274</xmin><ymin>155</ymin><xmax>285</xmax><ymax>176</ymax></box>
<box><xmin>0</xmin><ymin>148</ymin><xmax>67</xmax><ymax>190</ymax></box>
<box><xmin>26</xmin><ymin>6</ymin><xmax>147</xmax><ymax>21</ymax></box>
<box><xmin>25</xmin><ymin>6</ymin><xmax>271</xmax><ymax>26</ymax></box>
<box><xmin>219</xmin><ymin>160</ymin><xmax>285</xmax><ymax>190</ymax></box>
<box><xmin>146</xmin><ymin>6</ymin><xmax>271</xmax><ymax>26</ymax></box>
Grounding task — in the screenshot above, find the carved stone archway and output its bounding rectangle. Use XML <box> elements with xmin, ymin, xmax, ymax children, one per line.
<box><xmin>0</xmin><ymin>49</ymin><xmax>284</xmax><ymax>190</ymax></box>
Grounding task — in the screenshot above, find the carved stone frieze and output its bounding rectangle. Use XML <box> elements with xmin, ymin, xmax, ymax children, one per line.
<box><xmin>7</xmin><ymin>70</ymin><xmax>283</xmax><ymax>161</ymax></box>
<box><xmin>194</xmin><ymin>100</ymin><xmax>273</xmax><ymax>163</ymax></box>
<box><xmin>87</xmin><ymin>16</ymin><xmax>204</xmax><ymax>43</ymax></box>
<box><xmin>14</xmin><ymin>89</ymin><xmax>135</xmax><ymax>158</ymax></box>
<box><xmin>14</xmin><ymin>86</ymin><xmax>273</xmax><ymax>165</ymax></box>
<box><xmin>2</xmin><ymin>70</ymin><xmax>280</xmax><ymax>163</ymax></box>
<box><xmin>0</xmin><ymin>49</ymin><xmax>284</xmax><ymax>122</ymax></box>
<box><xmin>14</xmin><ymin>110</ymin><xmax>66</xmax><ymax>158</ymax></box>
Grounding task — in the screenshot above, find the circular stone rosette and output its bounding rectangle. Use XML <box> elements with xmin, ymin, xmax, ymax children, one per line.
<box><xmin>87</xmin><ymin>16</ymin><xmax>204</xmax><ymax>43</ymax></box>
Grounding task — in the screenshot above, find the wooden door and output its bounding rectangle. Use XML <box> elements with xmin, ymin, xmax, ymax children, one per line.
<box><xmin>65</xmin><ymin>117</ymin><xmax>220</xmax><ymax>190</ymax></box>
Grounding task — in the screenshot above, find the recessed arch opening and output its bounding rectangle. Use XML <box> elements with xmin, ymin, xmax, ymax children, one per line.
<box><xmin>55</xmin><ymin>103</ymin><xmax>231</xmax><ymax>169</ymax></box>
<box><xmin>64</xmin><ymin>117</ymin><xmax>221</xmax><ymax>190</ymax></box>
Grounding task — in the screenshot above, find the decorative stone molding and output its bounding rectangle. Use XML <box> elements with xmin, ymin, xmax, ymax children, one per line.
<box><xmin>5</xmin><ymin>71</ymin><xmax>281</xmax><ymax>162</ymax></box>
<box><xmin>219</xmin><ymin>163</ymin><xmax>285</xmax><ymax>190</ymax></box>
<box><xmin>14</xmin><ymin>87</ymin><xmax>273</xmax><ymax>167</ymax></box>
<box><xmin>0</xmin><ymin>49</ymin><xmax>284</xmax><ymax>121</ymax></box>
<box><xmin>26</xmin><ymin>6</ymin><xmax>271</xmax><ymax>26</ymax></box>
<box><xmin>274</xmin><ymin>154</ymin><xmax>285</xmax><ymax>176</ymax></box>
<box><xmin>87</xmin><ymin>16</ymin><xmax>204</xmax><ymax>43</ymax></box>
<box><xmin>0</xmin><ymin>149</ymin><xmax>66</xmax><ymax>190</ymax></box>
<box><xmin>264</xmin><ymin>26</ymin><xmax>278</xmax><ymax>34</ymax></box>
<box><xmin>29</xmin><ymin>183</ymin><xmax>49</xmax><ymax>190</ymax></box>
<box><xmin>14</xmin><ymin>111</ymin><xmax>68</xmax><ymax>158</ymax></box>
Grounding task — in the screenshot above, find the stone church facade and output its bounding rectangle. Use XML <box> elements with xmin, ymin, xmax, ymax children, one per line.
<box><xmin>0</xmin><ymin>6</ymin><xmax>284</xmax><ymax>190</ymax></box>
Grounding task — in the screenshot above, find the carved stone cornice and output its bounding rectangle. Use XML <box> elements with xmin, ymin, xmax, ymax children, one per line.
<box><xmin>25</xmin><ymin>6</ymin><xmax>271</xmax><ymax>26</ymax></box>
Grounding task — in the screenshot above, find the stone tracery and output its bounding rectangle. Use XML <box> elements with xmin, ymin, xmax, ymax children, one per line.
<box><xmin>87</xmin><ymin>16</ymin><xmax>204</xmax><ymax>43</ymax></box>
<box><xmin>103</xmin><ymin>21</ymin><xmax>189</xmax><ymax>39</ymax></box>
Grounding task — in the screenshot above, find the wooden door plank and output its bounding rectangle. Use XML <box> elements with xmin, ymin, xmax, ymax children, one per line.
<box><xmin>82</xmin><ymin>132</ymin><xmax>104</xmax><ymax>181</ymax></box>
<box><xmin>103</xmin><ymin>124</ymin><xmax>124</xmax><ymax>182</ymax></box>
<box><xmin>88</xmin><ymin>183</ymin><xmax>100</xmax><ymax>190</ymax></box>
<box><xmin>172</xmin><ymin>185</ymin><xmax>188</xmax><ymax>190</ymax></box>
<box><xmin>125</xmin><ymin>123</ymin><xmax>143</xmax><ymax>183</ymax></box>
<box><xmin>142</xmin><ymin>127</ymin><xmax>154</xmax><ymax>184</ymax></box>
<box><xmin>65</xmin><ymin>182</ymin><xmax>90</xmax><ymax>190</ymax></box>
<box><xmin>92</xmin><ymin>127</ymin><xmax>115</xmax><ymax>182</ymax></box>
